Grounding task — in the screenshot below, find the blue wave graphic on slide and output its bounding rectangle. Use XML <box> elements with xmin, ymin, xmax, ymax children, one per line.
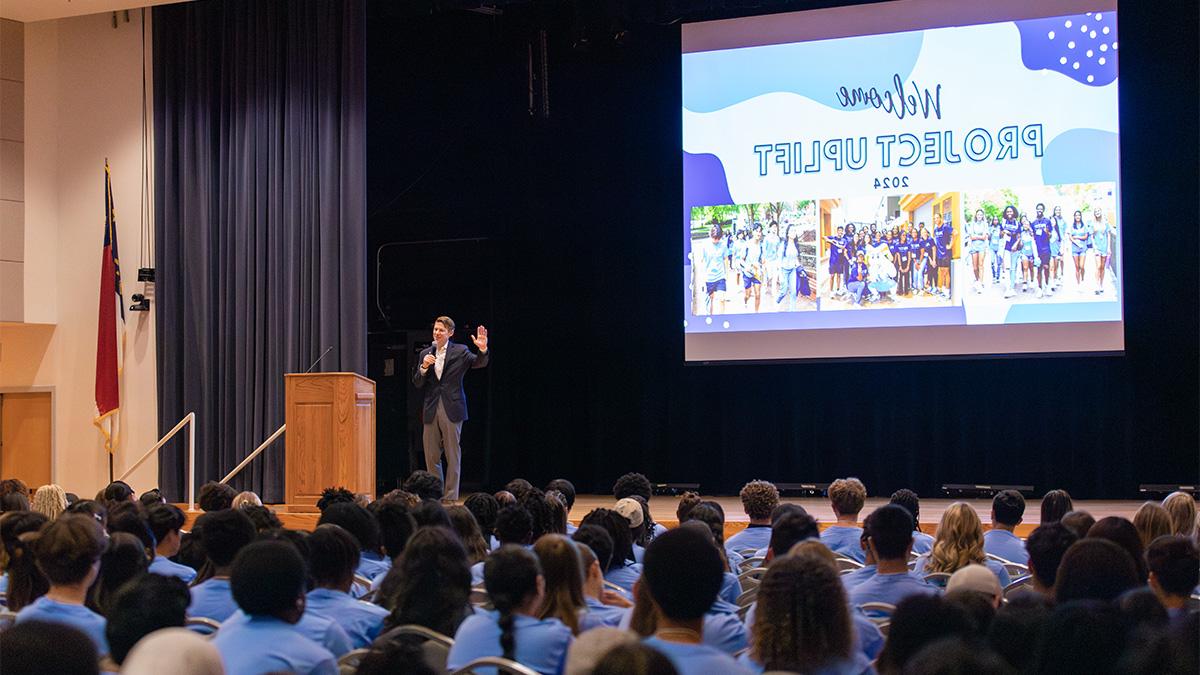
<box><xmin>1003</xmin><ymin>300</ymin><xmax>1121</xmax><ymax>324</ymax></box>
<box><xmin>1041</xmin><ymin>128</ymin><xmax>1118</xmax><ymax>184</ymax></box>
<box><xmin>683</xmin><ymin>30</ymin><xmax>923</xmax><ymax>113</ymax></box>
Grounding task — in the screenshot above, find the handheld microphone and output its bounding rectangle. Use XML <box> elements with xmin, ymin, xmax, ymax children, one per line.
<box><xmin>304</xmin><ymin>345</ymin><xmax>336</xmax><ymax>373</ymax></box>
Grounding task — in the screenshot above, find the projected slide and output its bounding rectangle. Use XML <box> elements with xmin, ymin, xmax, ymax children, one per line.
<box><xmin>682</xmin><ymin>0</ymin><xmax>1122</xmax><ymax>361</ymax></box>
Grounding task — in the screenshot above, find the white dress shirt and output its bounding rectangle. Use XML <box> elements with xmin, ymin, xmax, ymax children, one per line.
<box><xmin>434</xmin><ymin>342</ymin><xmax>447</xmax><ymax>379</ymax></box>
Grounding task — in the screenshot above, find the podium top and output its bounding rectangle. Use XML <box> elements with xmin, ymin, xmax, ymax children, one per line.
<box><xmin>285</xmin><ymin>372</ymin><xmax>376</xmax><ymax>385</ymax></box>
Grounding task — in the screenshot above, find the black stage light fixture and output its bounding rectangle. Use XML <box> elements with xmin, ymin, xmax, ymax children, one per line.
<box><xmin>776</xmin><ymin>482</ymin><xmax>830</xmax><ymax>497</ymax></box>
<box><xmin>652</xmin><ymin>483</ymin><xmax>700</xmax><ymax>496</ymax></box>
<box><xmin>942</xmin><ymin>484</ymin><xmax>1035</xmax><ymax>498</ymax></box>
<box><xmin>129</xmin><ymin>293</ymin><xmax>150</xmax><ymax>312</ymax></box>
<box><xmin>1139</xmin><ymin>484</ymin><xmax>1198</xmax><ymax>497</ymax></box>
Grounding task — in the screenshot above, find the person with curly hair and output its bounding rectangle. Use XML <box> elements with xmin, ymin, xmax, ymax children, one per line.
<box><xmin>913</xmin><ymin>502</ymin><xmax>1010</xmax><ymax>587</ymax></box>
<box><xmin>741</xmin><ymin>550</ymin><xmax>868</xmax><ymax>674</ymax></box>
<box><xmin>545</xmin><ymin>479</ymin><xmax>577</xmax><ymax>533</ymax></box>
<box><xmin>675</xmin><ymin>491</ymin><xmax>702</xmax><ymax>524</ymax></box>
<box><xmin>403</xmin><ymin>471</ymin><xmax>444</xmax><ymax>502</ymax></box>
<box><xmin>318</xmin><ymin>502</ymin><xmax>388</xmax><ymax>583</ymax></box>
<box><xmin>613</xmin><ymin>473</ymin><xmax>665</xmax><ymax>537</ymax></box>
<box><xmin>464</xmin><ymin>492</ymin><xmax>500</xmax><ymax>549</ymax></box>
<box><xmin>820</xmin><ymin>478</ymin><xmax>868</xmax><ymax>562</ymax></box>
<box><xmin>725</xmin><ymin>480</ymin><xmax>779</xmax><ymax>555</ymax></box>
<box><xmin>316</xmin><ymin>486</ymin><xmax>357</xmax><ymax>512</ymax></box>
<box><xmin>889</xmin><ymin>489</ymin><xmax>934</xmax><ymax>554</ymax></box>
<box><xmin>197</xmin><ymin>481</ymin><xmax>236</xmax><ymax>512</ymax></box>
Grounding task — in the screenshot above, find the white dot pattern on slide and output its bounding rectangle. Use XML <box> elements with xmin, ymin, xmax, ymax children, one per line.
<box><xmin>1113</xmin><ymin>42</ymin><xmax>1118</xmax><ymax>49</ymax></box>
<box><xmin>705</xmin><ymin>317</ymin><xmax>712</xmax><ymax>325</ymax></box>
<box><xmin>1065</xmin><ymin>19</ymin><xmax>1072</xmax><ymax>27</ymax></box>
<box><xmin>1073</xmin><ymin>62</ymin><xmax>1080</xmax><ymax>70</ymax></box>
<box><xmin>1086</xmin><ymin>50</ymin><xmax>1093</xmax><ymax>57</ymax></box>
<box><xmin>1098</xmin><ymin>57</ymin><xmax>1106</xmax><ymax>65</ymax></box>
<box><xmin>1087</xmin><ymin>75</ymin><xmax>1094</xmax><ymax>82</ymax></box>
<box><xmin>722</xmin><ymin>321</ymin><xmax>730</xmax><ymax>329</ymax></box>
<box><xmin>1048</xmin><ymin>30</ymin><xmax>1055</xmax><ymax>39</ymax></box>
<box><xmin>1081</xmin><ymin>24</ymin><xmax>1088</xmax><ymax>32</ymax></box>
<box><xmin>1068</xmin><ymin>41</ymin><xmax>1075</xmax><ymax>49</ymax></box>
<box><xmin>1059</xmin><ymin>56</ymin><xmax>1068</xmax><ymax>64</ymax></box>
<box><xmin>1103</xmin><ymin>26</ymin><xmax>1110</xmax><ymax>34</ymax></box>
<box><xmin>1100</xmin><ymin>44</ymin><xmax>1108</xmax><ymax>52</ymax></box>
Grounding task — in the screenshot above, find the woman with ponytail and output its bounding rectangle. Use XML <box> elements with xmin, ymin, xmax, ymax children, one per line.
<box><xmin>447</xmin><ymin>545</ymin><xmax>573</xmax><ymax>674</ymax></box>
<box><xmin>0</xmin><ymin>511</ymin><xmax>49</xmax><ymax>610</ymax></box>
<box><xmin>533</xmin><ymin>534</ymin><xmax>586</xmax><ymax>635</ymax></box>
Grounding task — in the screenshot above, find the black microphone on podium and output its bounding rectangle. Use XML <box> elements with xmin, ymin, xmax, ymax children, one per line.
<box><xmin>303</xmin><ymin>345</ymin><xmax>336</xmax><ymax>373</ymax></box>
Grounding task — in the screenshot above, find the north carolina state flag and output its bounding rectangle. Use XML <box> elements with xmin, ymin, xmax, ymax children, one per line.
<box><xmin>95</xmin><ymin>161</ymin><xmax>124</xmax><ymax>452</ymax></box>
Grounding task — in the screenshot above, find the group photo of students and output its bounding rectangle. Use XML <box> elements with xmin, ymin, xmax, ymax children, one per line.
<box><xmin>1</xmin><ymin>474</ymin><xmax>1196</xmax><ymax>675</ymax></box>
<box><xmin>688</xmin><ymin>201</ymin><xmax>818</xmax><ymax>316</ymax></box>
<box><xmin>816</xmin><ymin>196</ymin><xmax>957</xmax><ymax>310</ymax></box>
<box><xmin>957</xmin><ymin>183</ymin><xmax>1119</xmax><ymax>303</ymax></box>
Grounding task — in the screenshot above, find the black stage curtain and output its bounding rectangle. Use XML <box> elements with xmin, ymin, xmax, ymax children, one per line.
<box><xmin>154</xmin><ymin>0</ymin><xmax>366</xmax><ymax>502</ymax></box>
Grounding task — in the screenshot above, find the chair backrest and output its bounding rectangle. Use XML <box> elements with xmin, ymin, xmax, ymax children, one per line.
<box><xmin>858</xmin><ymin>602</ymin><xmax>896</xmax><ymax>623</ymax></box>
<box><xmin>1003</xmin><ymin>575</ymin><xmax>1035</xmax><ymax>600</ymax></box>
<box><xmin>0</xmin><ymin>609</ymin><xmax>18</xmax><ymax>633</ymax></box>
<box><xmin>338</xmin><ymin>647</ymin><xmax>371</xmax><ymax>675</ymax></box>
<box><xmin>738</xmin><ymin>566</ymin><xmax>767</xmax><ymax>585</ymax></box>
<box><xmin>352</xmin><ymin>574</ymin><xmax>372</xmax><ymax>597</ymax></box>
<box><xmin>185</xmin><ymin>616</ymin><xmax>222</xmax><ymax>636</ymax></box>
<box><xmin>737</xmin><ymin>548</ymin><xmax>760</xmax><ymax>559</ymax></box>
<box><xmin>736</xmin><ymin>587</ymin><xmax>759</xmax><ymax>609</ymax></box>
<box><xmin>602</xmin><ymin>579</ymin><xmax>629</xmax><ymax>594</ymax></box>
<box><xmin>737</xmin><ymin>602</ymin><xmax>753</xmax><ymax>622</ymax></box>
<box><xmin>377</xmin><ymin>624</ymin><xmax>456</xmax><ymax>648</ymax></box>
<box><xmin>834</xmin><ymin>557</ymin><xmax>864</xmax><ymax>572</ymax></box>
<box><xmin>470</xmin><ymin>586</ymin><xmax>492</xmax><ymax>608</ymax></box>
<box><xmin>448</xmin><ymin>656</ymin><xmax>541</xmax><ymax>675</ymax></box>
<box><xmin>923</xmin><ymin>572</ymin><xmax>952</xmax><ymax>588</ymax></box>
<box><xmin>359</xmin><ymin>588</ymin><xmax>378</xmax><ymax>604</ymax></box>
<box><xmin>876</xmin><ymin>620</ymin><xmax>891</xmax><ymax>637</ymax></box>
<box><xmin>738</xmin><ymin>557</ymin><xmax>766</xmax><ymax>574</ymax></box>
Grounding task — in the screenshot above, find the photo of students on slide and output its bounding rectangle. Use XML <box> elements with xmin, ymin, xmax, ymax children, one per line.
<box><xmin>817</xmin><ymin>195</ymin><xmax>957</xmax><ymax>310</ymax></box>
<box><xmin>958</xmin><ymin>182</ymin><xmax>1118</xmax><ymax>304</ymax></box>
<box><xmin>689</xmin><ymin>201</ymin><xmax>818</xmax><ymax>316</ymax></box>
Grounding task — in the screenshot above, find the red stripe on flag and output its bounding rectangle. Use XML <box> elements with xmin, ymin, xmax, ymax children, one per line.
<box><xmin>96</xmin><ymin>243</ymin><xmax>119</xmax><ymax>415</ymax></box>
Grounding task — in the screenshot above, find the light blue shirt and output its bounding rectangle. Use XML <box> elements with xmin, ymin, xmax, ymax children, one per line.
<box><xmin>912</xmin><ymin>531</ymin><xmax>935</xmax><ymax>555</ymax></box>
<box><xmin>643</xmin><ymin>636</ymin><xmax>752</xmax><ymax>675</ymax></box>
<box><xmin>305</xmin><ymin>587</ymin><xmax>388</xmax><ymax>649</ymax></box>
<box><xmin>603</xmin><ymin>563</ymin><xmax>642</xmax><ymax>591</ymax></box>
<box><xmin>699</xmin><ymin>238</ymin><xmax>730</xmax><ymax>283</ymax></box>
<box><xmin>840</xmin><ymin>564</ymin><xmax>877</xmax><ymax>591</ymax></box>
<box><xmin>820</xmin><ymin>526</ymin><xmax>866</xmax><ymax>563</ymax></box>
<box><xmin>189</xmin><ymin>577</ymin><xmax>239</xmax><ymax>622</ymax></box>
<box><xmin>148</xmin><ymin>555</ymin><xmax>197</xmax><ymax>584</ymax></box>
<box><xmin>223</xmin><ymin>609</ymin><xmax>352</xmax><ymax>657</ymax></box>
<box><xmin>737</xmin><ymin>650</ymin><xmax>876</xmax><ymax>675</ymax></box>
<box><xmin>632</xmin><ymin>543</ymin><xmax>645</xmax><ymax>564</ymax></box>
<box><xmin>16</xmin><ymin>597</ymin><xmax>109</xmax><ymax>655</ymax></box>
<box><xmin>652</xmin><ymin>523</ymin><xmax>668</xmax><ymax>539</ymax></box>
<box><xmin>726</xmin><ymin>526</ymin><xmax>772</xmax><ymax>555</ymax></box>
<box><xmin>983</xmin><ymin>529</ymin><xmax>1029</xmax><ymax>566</ymax></box>
<box><xmin>580</xmin><ymin>595</ymin><xmax>630</xmax><ymax>631</ymax></box>
<box><xmin>211</xmin><ymin>615</ymin><xmax>337</xmax><ymax>675</ymax></box>
<box><xmin>448</xmin><ymin>611</ymin><xmax>572</xmax><ymax>675</ymax></box>
<box><xmin>357</xmin><ymin>552</ymin><xmax>391</xmax><ymax>581</ymax></box>
<box><xmin>0</xmin><ymin>573</ymin><xmax>9</xmax><ymax>595</ymax></box>
<box><xmin>471</xmin><ymin>560</ymin><xmax>486</xmax><ymax>586</ymax></box>
<box><xmin>912</xmin><ymin>555</ymin><xmax>1012</xmax><ymax>588</ymax></box>
<box><xmin>703</xmin><ymin>599</ymin><xmax>748</xmax><ymax>653</ymax></box>
<box><xmin>565</xmin><ymin>523</ymin><xmax>578</xmax><ymax>535</ymax></box>
<box><xmin>848</xmin><ymin>571</ymin><xmax>939</xmax><ymax>611</ymax></box>
<box><xmin>719</xmin><ymin>572</ymin><xmax>742</xmax><ymax>605</ymax></box>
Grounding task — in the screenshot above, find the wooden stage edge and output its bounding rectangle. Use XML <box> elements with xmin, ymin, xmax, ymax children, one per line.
<box><xmin>179</xmin><ymin>496</ymin><xmax>1156</xmax><ymax>539</ymax></box>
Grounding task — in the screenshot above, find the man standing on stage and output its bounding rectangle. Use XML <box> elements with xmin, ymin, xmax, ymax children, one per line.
<box><xmin>412</xmin><ymin>316</ymin><xmax>489</xmax><ymax>501</ymax></box>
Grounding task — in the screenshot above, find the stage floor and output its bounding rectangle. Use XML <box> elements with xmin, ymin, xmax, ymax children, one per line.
<box><xmin>181</xmin><ymin>495</ymin><xmax>1151</xmax><ymax>538</ymax></box>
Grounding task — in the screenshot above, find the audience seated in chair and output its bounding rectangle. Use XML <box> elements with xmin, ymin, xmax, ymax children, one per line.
<box><xmin>197</xmin><ymin>481</ymin><xmax>236</xmax><ymax>513</ymax></box>
<box><xmin>849</xmin><ymin>504</ymin><xmax>938</xmax><ymax>609</ymax></box>
<box><xmin>474</xmin><ymin>504</ymin><xmax>535</xmax><ymax>585</ymax></box>
<box><xmin>1132</xmin><ymin>501</ymin><xmax>1174</xmax><ymax>549</ymax></box>
<box><xmin>14</xmin><ymin>514</ymin><xmax>109</xmax><ymax>655</ymax></box>
<box><xmin>571</xmin><ymin>532</ymin><xmax>632</xmax><ymax>631</ymax></box>
<box><xmin>212</xmin><ymin>540</ymin><xmax>339</xmax><ymax>674</ymax></box>
<box><xmin>983</xmin><ymin>489</ymin><xmax>1028</xmax><ymax>564</ymax></box>
<box><xmin>465</xmin><ymin>492</ymin><xmax>502</xmax><ymax>549</ymax></box>
<box><xmin>1086</xmin><ymin>516</ymin><xmax>1149</xmax><ymax>581</ymax></box>
<box><xmin>378</xmin><ymin>526</ymin><xmax>473</xmax><ymax>638</ymax></box>
<box><xmin>612</xmin><ymin>473</ymin><xmax>666</xmax><ymax>539</ymax></box>
<box><xmin>0</xmin><ymin>510</ymin><xmax>50</xmax><ymax>610</ymax></box>
<box><xmin>820</xmin><ymin>478</ymin><xmax>868</xmax><ymax>563</ymax></box>
<box><xmin>1039</xmin><ymin>489</ymin><xmax>1073</xmax><ymax>525</ymax></box>
<box><xmin>913</xmin><ymin>502</ymin><xmax>1011</xmax><ymax>587</ymax></box>
<box><xmin>146</xmin><ymin>503</ymin><xmax>197</xmax><ymax>583</ymax></box>
<box><xmin>875</xmin><ymin>594</ymin><xmax>974</xmax><ymax>675</ymax></box>
<box><xmin>1053</xmin><ymin>538</ymin><xmax>1140</xmax><ymax>603</ymax></box>
<box><xmin>889</xmin><ymin>488</ymin><xmax>935</xmax><ymax>555</ymax></box>
<box><xmin>723</xmin><ymin>480</ymin><xmax>779</xmax><ymax>555</ymax></box>
<box><xmin>740</xmin><ymin>548</ymin><xmax>873</xmax><ymax>675</ymax></box>
<box><xmin>104</xmin><ymin>573</ymin><xmax>189</xmax><ymax>667</ymax></box>
<box><xmin>1020</xmin><ymin>521</ymin><xmax>1077</xmax><ymax>597</ymax></box>
<box><xmin>534</xmin><ymin>534</ymin><xmax>588</xmax><ymax>635</ymax></box>
<box><xmin>1144</xmin><ymin>534</ymin><xmax>1199</xmax><ymax>621</ymax></box>
<box><xmin>1161</xmin><ymin>491</ymin><xmax>1197</xmax><ymax>537</ymax></box>
<box><xmin>187</xmin><ymin>508</ymin><xmax>256</xmax><ymax>622</ymax></box>
<box><xmin>87</xmin><ymin>532</ymin><xmax>148</xmax><ymax>617</ymax></box>
<box><xmin>304</xmin><ymin>524</ymin><xmax>389</xmax><ymax>649</ymax></box>
<box><xmin>318</xmin><ymin>502</ymin><xmax>389</xmax><ymax>582</ymax></box>
<box><xmin>580</xmin><ymin>508</ymin><xmax>641</xmax><ymax>592</ymax></box>
<box><xmin>447</xmin><ymin>545</ymin><xmax>574</xmax><ymax>674</ymax></box>
<box><xmin>0</xmin><ymin>620</ymin><xmax>101</xmax><ymax>675</ymax></box>
<box><xmin>637</xmin><ymin>526</ymin><xmax>750</xmax><ymax>675</ymax></box>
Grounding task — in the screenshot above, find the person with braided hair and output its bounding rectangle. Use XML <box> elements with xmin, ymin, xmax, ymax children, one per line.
<box><xmin>447</xmin><ymin>545</ymin><xmax>573</xmax><ymax>674</ymax></box>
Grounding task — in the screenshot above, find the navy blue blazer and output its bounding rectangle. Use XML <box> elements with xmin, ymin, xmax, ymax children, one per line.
<box><xmin>412</xmin><ymin>341</ymin><xmax>489</xmax><ymax>424</ymax></box>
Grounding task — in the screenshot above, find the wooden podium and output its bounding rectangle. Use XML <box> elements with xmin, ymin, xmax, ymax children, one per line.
<box><xmin>284</xmin><ymin>373</ymin><xmax>376</xmax><ymax>512</ymax></box>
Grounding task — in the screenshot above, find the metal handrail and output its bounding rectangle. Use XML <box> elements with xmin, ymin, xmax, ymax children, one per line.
<box><xmin>219</xmin><ymin>423</ymin><xmax>286</xmax><ymax>486</ymax></box>
<box><xmin>118</xmin><ymin>412</ymin><xmax>197</xmax><ymax>511</ymax></box>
